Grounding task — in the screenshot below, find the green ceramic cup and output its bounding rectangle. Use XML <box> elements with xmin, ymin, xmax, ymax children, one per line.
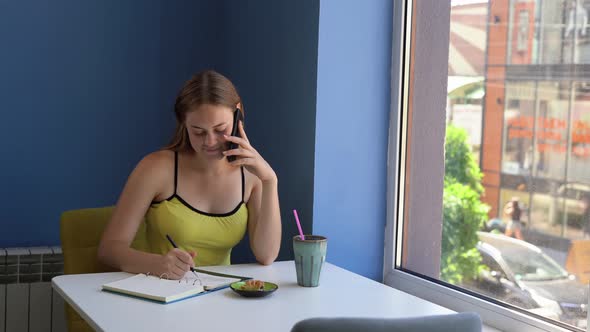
<box><xmin>293</xmin><ymin>235</ymin><xmax>327</xmax><ymax>287</ymax></box>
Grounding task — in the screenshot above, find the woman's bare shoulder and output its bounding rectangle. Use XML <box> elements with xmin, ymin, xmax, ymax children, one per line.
<box><xmin>133</xmin><ymin>150</ymin><xmax>175</xmax><ymax>181</ymax></box>
<box><xmin>141</xmin><ymin>149</ymin><xmax>174</xmax><ymax>165</ymax></box>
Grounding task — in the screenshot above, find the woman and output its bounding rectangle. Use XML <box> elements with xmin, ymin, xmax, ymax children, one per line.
<box><xmin>98</xmin><ymin>70</ymin><xmax>281</xmax><ymax>279</ymax></box>
<box><xmin>503</xmin><ymin>198</ymin><xmax>523</xmax><ymax>240</ymax></box>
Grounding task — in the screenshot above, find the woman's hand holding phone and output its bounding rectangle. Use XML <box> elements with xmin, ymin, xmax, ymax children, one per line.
<box><xmin>226</xmin><ymin>109</ymin><xmax>241</xmax><ymax>162</ymax></box>
<box><xmin>223</xmin><ymin>120</ymin><xmax>277</xmax><ymax>183</ymax></box>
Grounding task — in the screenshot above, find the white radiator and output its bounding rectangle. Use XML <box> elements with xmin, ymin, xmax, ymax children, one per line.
<box><xmin>0</xmin><ymin>247</ymin><xmax>67</xmax><ymax>332</ymax></box>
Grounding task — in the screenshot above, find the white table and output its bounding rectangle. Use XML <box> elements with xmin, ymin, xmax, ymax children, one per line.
<box><xmin>52</xmin><ymin>261</ymin><xmax>454</xmax><ymax>332</ymax></box>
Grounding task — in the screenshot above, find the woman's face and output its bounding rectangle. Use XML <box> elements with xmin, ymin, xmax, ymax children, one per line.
<box><xmin>185</xmin><ymin>104</ymin><xmax>234</xmax><ymax>159</ymax></box>
<box><xmin>503</xmin><ymin>202</ymin><xmax>514</xmax><ymax>217</ymax></box>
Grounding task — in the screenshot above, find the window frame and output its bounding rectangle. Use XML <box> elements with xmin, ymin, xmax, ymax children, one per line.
<box><xmin>383</xmin><ymin>1</ymin><xmax>582</xmax><ymax>331</ymax></box>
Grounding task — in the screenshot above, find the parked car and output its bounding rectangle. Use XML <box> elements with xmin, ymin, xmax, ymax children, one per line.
<box><xmin>461</xmin><ymin>232</ymin><xmax>588</xmax><ymax>329</ymax></box>
<box><xmin>554</xmin><ymin>182</ymin><xmax>590</xmax><ymax>227</ymax></box>
<box><xmin>531</xmin><ymin>182</ymin><xmax>590</xmax><ymax>228</ymax></box>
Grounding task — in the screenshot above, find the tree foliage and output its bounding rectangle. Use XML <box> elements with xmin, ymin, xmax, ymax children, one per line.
<box><xmin>440</xmin><ymin>125</ymin><xmax>489</xmax><ymax>284</ymax></box>
<box><xmin>444</xmin><ymin>126</ymin><xmax>483</xmax><ymax>194</ymax></box>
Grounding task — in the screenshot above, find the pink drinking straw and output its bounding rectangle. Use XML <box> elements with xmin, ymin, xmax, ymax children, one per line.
<box><xmin>293</xmin><ymin>209</ymin><xmax>305</xmax><ymax>240</ymax></box>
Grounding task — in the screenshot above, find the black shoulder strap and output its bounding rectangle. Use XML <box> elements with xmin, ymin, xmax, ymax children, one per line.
<box><xmin>240</xmin><ymin>166</ymin><xmax>245</xmax><ymax>201</ymax></box>
<box><xmin>174</xmin><ymin>151</ymin><xmax>178</xmax><ymax>194</ymax></box>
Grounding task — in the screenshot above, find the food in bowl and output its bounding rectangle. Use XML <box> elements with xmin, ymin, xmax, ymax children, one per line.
<box><xmin>240</xmin><ymin>279</ymin><xmax>265</xmax><ymax>291</ymax></box>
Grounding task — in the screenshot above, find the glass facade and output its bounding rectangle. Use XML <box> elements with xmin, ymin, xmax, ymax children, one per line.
<box><xmin>468</xmin><ymin>0</ymin><xmax>590</xmax><ymax>240</ymax></box>
<box><xmin>500</xmin><ymin>0</ymin><xmax>590</xmax><ymax>239</ymax></box>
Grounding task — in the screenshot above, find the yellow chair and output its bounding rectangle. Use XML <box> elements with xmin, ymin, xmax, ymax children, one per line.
<box><xmin>60</xmin><ymin>206</ymin><xmax>148</xmax><ymax>332</ymax></box>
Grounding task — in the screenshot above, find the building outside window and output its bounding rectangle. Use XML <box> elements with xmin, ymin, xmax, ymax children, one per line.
<box><xmin>449</xmin><ymin>0</ymin><xmax>590</xmax><ymax>250</ymax></box>
<box><xmin>479</xmin><ymin>0</ymin><xmax>590</xmax><ymax>243</ymax></box>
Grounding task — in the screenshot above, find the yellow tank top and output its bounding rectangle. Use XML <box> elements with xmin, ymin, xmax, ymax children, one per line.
<box><xmin>145</xmin><ymin>151</ymin><xmax>248</xmax><ymax>266</ymax></box>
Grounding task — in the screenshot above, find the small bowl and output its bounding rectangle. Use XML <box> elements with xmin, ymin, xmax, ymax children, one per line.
<box><xmin>230</xmin><ymin>280</ymin><xmax>278</xmax><ymax>298</ymax></box>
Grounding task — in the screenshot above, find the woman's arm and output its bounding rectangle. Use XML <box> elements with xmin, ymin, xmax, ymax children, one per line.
<box><xmin>246</xmin><ymin>175</ymin><xmax>282</xmax><ymax>265</ymax></box>
<box><xmin>97</xmin><ymin>151</ymin><xmax>194</xmax><ymax>279</ymax></box>
<box><xmin>223</xmin><ymin>121</ymin><xmax>282</xmax><ymax>264</ymax></box>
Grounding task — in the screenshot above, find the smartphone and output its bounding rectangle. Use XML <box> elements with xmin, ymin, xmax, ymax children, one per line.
<box><xmin>227</xmin><ymin>108</ymin><xmax>242</xmax><ymax>162</ymax></box>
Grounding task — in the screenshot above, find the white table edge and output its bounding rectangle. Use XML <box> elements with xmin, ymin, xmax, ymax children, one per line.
<box><xmin>52</xmin><ymin>276</ymin><xmax>103</xmax><ymax>332</ymax></box>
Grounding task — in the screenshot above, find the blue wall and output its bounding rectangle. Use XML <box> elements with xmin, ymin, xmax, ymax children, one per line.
<box><xmin>0</xmin><ymin>0</ymin><xmax>220</xmax><ymax>246</ymax></box>
<box><xmin>313</xmin><ymin>0</ymin><xmax>393</xmax><ymax>280</ymax></box>
<box><xmin>158</xmin><ymin>1</ymin><xmax>219</xmax><ymax>114</ymax></box>
<box><xmin>0</xmin><ymin>1</ymin><xmax>165</xmax><ymax>246</ymax></box>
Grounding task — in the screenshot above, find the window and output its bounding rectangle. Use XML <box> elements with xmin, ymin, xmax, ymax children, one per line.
<box><xmin>384</xmin><ymin>1</ymin><xmax>589</xmax><ymax>331</ymax></box>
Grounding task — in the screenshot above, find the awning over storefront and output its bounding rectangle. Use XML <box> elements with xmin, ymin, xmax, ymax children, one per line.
<box><xmin>449</xmin><ymin>1</ymin><xmax>488</xmax><ymax>76</ymax></box>
<box><xmin>448</xmin><ymin>76</ymin><xmax>484</xmax><ymax>99</ymax></box>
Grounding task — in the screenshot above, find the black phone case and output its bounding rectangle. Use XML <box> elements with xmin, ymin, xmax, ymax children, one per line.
<box><xmin>227</xmin><ymin>109</ymin><xmax>242</xmax><ymax>162</ymax></box>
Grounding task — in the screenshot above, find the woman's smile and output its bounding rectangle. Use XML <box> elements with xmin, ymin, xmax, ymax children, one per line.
<box><xmin>203</xmin><ymin>146</ymin><xmax>222</xmax><ymax>155</ymax></box>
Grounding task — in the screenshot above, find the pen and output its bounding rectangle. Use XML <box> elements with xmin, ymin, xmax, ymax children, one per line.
<box><xmin>165</xmin><ymin>234</ymin><xmax>200</xmax><ymax>279</ymax></box>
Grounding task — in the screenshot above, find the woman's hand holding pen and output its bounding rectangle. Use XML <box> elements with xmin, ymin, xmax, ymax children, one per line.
<box><xmin>223</xmin><ymin>121</ymin><xmax>277</xmax><ymax>183</ymax></box>
<box><xmin>158</xmin><ymin>249</ymin><xmax>196</xmax><ymax>280</ymax></box>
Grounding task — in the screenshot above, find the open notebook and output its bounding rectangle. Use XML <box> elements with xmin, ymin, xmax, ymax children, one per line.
<box><xmin>102</xmin><ymin>268</ymin><xmax>249</xmax><ymax>304</ymax></box>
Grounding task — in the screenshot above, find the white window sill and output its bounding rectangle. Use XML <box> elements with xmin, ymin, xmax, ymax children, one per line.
<box><xmin>385</xmin><ymin>269</ymin><xmax>576</xmax><ymax>332</ymax></box>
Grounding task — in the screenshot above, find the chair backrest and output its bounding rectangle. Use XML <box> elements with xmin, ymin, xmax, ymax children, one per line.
<box><xmin>290</xmin><ymin>312</ymin><xmax>482</xmax><ymax>332</ymax></box>
<box><xmin>59</xmin><ymin>206</ymin><xmax>148</xmax><ymax>332</ymax></box>
<box><xmin>60</xmin><ymin>206</ymin><xmax>148</xmax><ymax>274</ymax></box>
